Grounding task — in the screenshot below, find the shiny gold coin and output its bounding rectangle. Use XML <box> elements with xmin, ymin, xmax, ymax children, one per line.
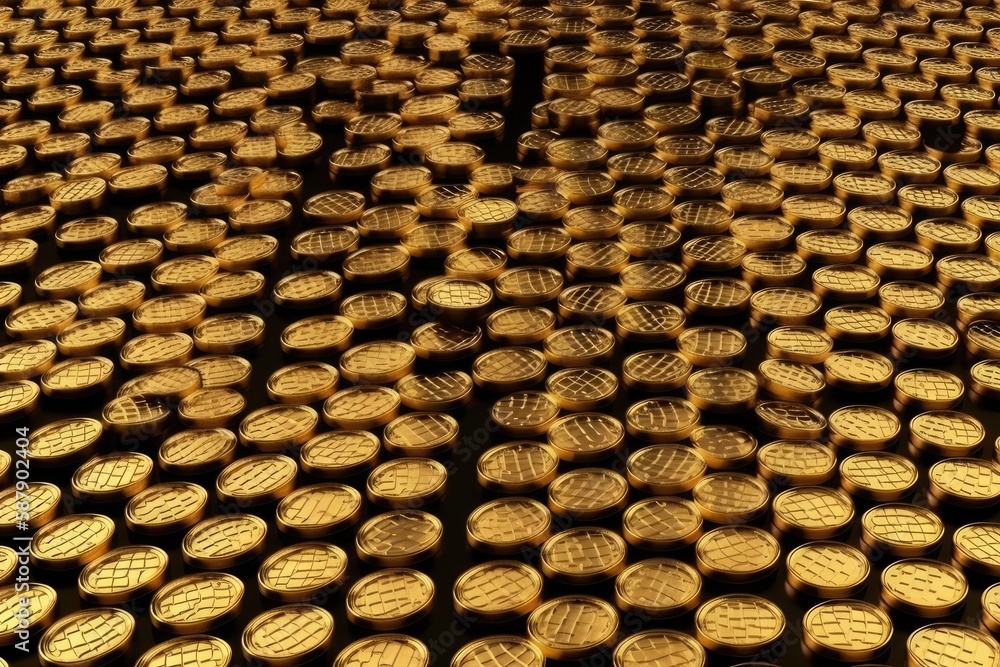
<box><xmin>367</xmin><ymin>458</ymin><xmax>447</xmax><ymax>508</ymax></box>
<box><xmin>0</xmin><ymin>481</ymin><xmax>59</xmax><ymax>533</ymax></box>
<box><xmin>297</xmin><ymin>432</ymin><xmax>380</xmax><ymax>480</ymax></box>
<box><xmin>266</xmin><ymin>362</ymin><xmax>338</xmax><ymax>405</ymax></box>
<box><xmin>453</xmin><ymin>562</ymin><xmax>542</xmax><ymax>623</ymax></box>
<box><xmin>346</xmin><ymin>568</ymin><xmax>434</xmax><ymax>631</ymax></box>
<box><xmin>277</xmin><ymin>483</ymin><xmax>362</xmax><ymax>537</ymax></box>
<box><xmin>486</xmin><ymin>307</ymin><xmax>556</xmax><ymax>346</ymax></box>
<box><xmin>0</xmin><ymin>340</ymin><xmax>56</xmax><ymax>380</ymax></box>
<box><xmin>861</xmin><ymin>503</ymin><xmax>944</xmax><ymax>558</ymax></box>
<box><xmin>757</xmin><ymin>440</ymin><xmax>836</xmax><ymax>485</ymax></box>
<box><xmin>30</xmin><ymin>513</ymin><xmax>114</xmax><ymax>569</ymax></box>
<box><xmin>216</xmin><ymin>454</ymin><xmax>297</xmax><ymax>506</ymax></box>
<box><xmin>150</xmin><ymin>572</ymin><xmax>243</xmax><ymax>634</ymax></box>
<box><xmin>895</xmin><ymin>369</ymin><xmax>964</xmax><ymax>411</ymax></box>
<box><xmin>185</xmin><ymin>355</ymin><xmax>253</xmax><ymax>392</ymax></box>
<box><xmin>910</xmin><ymin>410</ymin><xmax>986</xmax><ymax>457</ymax></box>
<box><xmin>323</xmin><ymin>386</ymin><xmax>401</xmax><ymax>430</ymax></box>
<box><xmin>786</xmin><ymin>541</ymin><xmax>870</xmax><ymax>598</ymax></box>
<box><xmin>27</xmin><ymin>419</ymin><xmax>102</xmax><ymax>468</ymax></box>
<box><xmin>0</xmin><ymin>379</ymin><xmax>39</xmax><ymax>421</ymax></box>
<box><xmin>125</xmin><ymin>481</ymin><xmax>208</xmax><ymax>535</ymax></box>
<box><xmin>803</xmin><ymin>600</ymin><xmax>891</xmax><ymax>662</ymax></box>
<box><xmin>527</xmin><ymin>596</ymin><xmax>618</xmax><ymax>660</ymax></box>
<box><xmin>335</xmin><ymin>635</ymin><xmax>429</xmax><ymax>667</ymax></box>
<box><xmin>824</xmin><ymin>350</ymin><xmax>894</xmax><ymax>392</ymax></box>
<box><xmin>490</xmin><ymin>391</ymin><xmax>560</xmax><ymax>437</ymax></box>
<box><xmin>38</xmin><ymin>608</ymin><xmax>135</xmax><ymax>667</ymax></box>
<box><xmin>696</xmin><ymin>525</ymin><xmax>780</xmax><ymax>583</ymax></box>
<box><xmin>692</xmin><ymin>472</ymin><xmax>770</xmax><ymax>524</ymax></box>
<box><xmin>908</xmin><ymin>624</ymin><xmax>1000</xmax><ymax>667</ymax></box>
<box><xmin>625</xmin><ymin>397</ymin><xmax>701</xmax><ymax>442</ymax></box>
<box><xmin>0</xmin><ymin>546</ymin><xmax>14</xmax><ymax>585</ymax></box>
<box><xmin>476</xmin><ymin>442</ymin><xmax>558</xmax><ymax>493</ymax></box>
<box><xmin>181</xmin><ymin>514</ymin><xmax>267</xmax><ymax>569</ymax></box>
<box><xmin>119</xmin><ymin>332</ymin><xmax>195</xmax><ymax>372</ymax></box>
<box><xmin>355</xmin><ymin>509</ymin><xmax>443</xmax><ymax>566</ymax></box>
<box><xmin>258</xmin><ymin>542</ymin><xmax>349</xmax><ymax>603</ymax></box>
<box><xmin>540</xmin><ymin>526</ymin><xmax>627</xmax><ymax>584</ymax></box>
<box><xmin>71</xmin><ymin>452</ymin><xmax>152</xmax><ymax>502</ymax></box>
<box><xmin>973</xmin><ymin>359</ymin><xmax>1000</xmax><ymax>400</ymax></box>
<box><xmin>548</xmin><ymin>468</ymin><xmax>628</xmax><ymax>519</ymax></box>
<box><xmin>828</xmin><ymin>405</ymin><xmax>900</xmax><ymax>451</ymax></box>
<box><xmin>546</xmin><ymin>408</ymin><xmax>622</xmax><ymax>456</ymax></box>
<box><xmin>621</xmin><ymin>496</ymin><xmax>703</xmax><ymax>551</ymax></box>
<box><xmin>241</xmin><ymin>604</ymin><xmax>334</xmax><ymax>667</ymax></box>
<box><xmin>157</xmin><ymin>429</ymin><xmax>236</xmax><ymax>476</ymax></box>
<box><xmin>954</xmin><ymin>523</ymin><xmax>1000</xmax><ymax>577</ymax></box>
<box><xmin>928</xmin><ymin>458</ymin><xmax>1000</xmax><ymax>508</ymax></box>
<box><xmin>772</xmin><ymin>486</ymin><xmax>855</xmax><ymax>539</ymax></box>
<box><xmin>685</xmin><ymin>367</ymin><xmax>758</xmax><ymax>413</ymax></box>
<box><xmin>272</xmin><ymin>270</ymin><xmax>343</xmax><ymax>309</ymax></box>
<box><xmin>621</xmin><ymin>350</ymin><xmax>692</xmax><ymax>393</ymax></box>
<box><xmin>614</xmin><ymin>630</ymin><xmax>706</xmax><ymax>667</ymax></box>
<box><xmin>452</xmin><ymin>637</ymin><xmax>543</xmax><ymax>667</ymax></box>
<box><xmin>557</xmin><ymin>282</ymin><xmax>627</xmax><ymax>321</ymax></box>
<box><xmin>395</xmin><ymin>371</ymin><xmax>473</xmax><ymax>411</ymax></box>
<box><xmin>677</xmin><ymin>326</ymin><xmax>747</xmax><ymax>366</ymax></box>
<box><xmin>695</xmin><ymin>594</ymin><xmax>784</xmax><ymax>657</ymax></box>
<box><xmin>5</xmin><ymin>299</ymin><xmax>77</xmax><ymax>340</ymax></box>
<box><xmin>0</xmin><ymin>583</ymin><xmax>56</xmax><ymax>645</ymax></box>
<box><xmin>881</xmin><ymin>559</ymin><xmax>967</xmax><ymax>617</ymax></box>
<box><xmin>467</xmin><ymin>497</ymin><xmax>551</xmax><ymax>554</ymax></box>
<box><xmin>77</xmin><ymin>280</ymin><xmax>144</xmax><ymax>318</ymax></box>
<box><xmin>840</xmin><ymin>451</ymin><xmax>919</xmax><ymax>502</ymax></box>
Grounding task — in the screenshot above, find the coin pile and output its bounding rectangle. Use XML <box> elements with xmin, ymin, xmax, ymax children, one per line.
<box><xmin>8</xmin><ymin>0</ymin><xmax>1000</xmax><ymax>665</ymax></box>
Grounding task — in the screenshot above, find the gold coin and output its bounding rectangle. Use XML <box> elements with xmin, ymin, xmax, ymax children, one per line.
<box><xmin>803</xmin><ymin>600</ymin><xmax>891</xmax><ymax>662</ymax></box>
<box><xmin>266</xmin><ymin>362</ymin><xmax>338</xmax><ymax>405</ymax></box>
<box><xmin>381</xmin><ymin>412</ymin><xmax>459</xmax><ymax>456</ymax></box>
<box><xmin>757</xmin><ymin>359</ymin><xmax>826</xmax><ymax>404</ymax></box>
<box><xmin>453</xmin><ymin>561</ymin><xmax>543</xmax><ymax>621</ymax></box>
<box><xmin>182</xmin><ymin>514</ymin><xmax>268</xmax><ymax>568</ymax></box>
<box><xmin>548</xmin><ymin>468</ymin><xmax>628</xmax><ymax>519</ymax></box>
<box><xmin>786</xmin><ymin>541</ymin><xmax>869</xmax><ymax>598</ymax></box>
<box><xmin>0</xmin><ymin>340</ymin><xmax>56</xmax><ymax>380</ymax></box>
<box><xmin>185</xmin><ymin>355</ymin><xmax>253</xmax><ymax>391</ymax></box>
<box><xmin>135</xmin><ymin>636</ymin><xmax>232</xmax><ymax>667</ymax></box>
<box><xmin>828</xmin><ymin>405</ymin><xmax>900</xmax><ymax>451</ymax></box>
<box><xmin>490</xmin><ymin>391</ymin><xmax>560</xmax><ymax>437</ymax></box>
<box><xmin>151</xmin><ymin>572</ymin><xmax>243</xmax><ymax>634</ymax></box>
<box><xmin>696</xmin><ymin>525</ymin><xmax>780</xmax><ymax>583</ymax></box>
<box><xmin>5</xmin><ymin>299</ymin><xmax>77</xmax><ymax>340</ymax></box>
<box><xmin>242</xmin><ymin>604</ymin><xmax>334</xmax><ymax>667</ymax></box>
<box><xmin>896</xmin><ymin>368</ymin><xmax>963</xmax><ymax>410</ymax></box>
<box><xmin>77</xmin><ymin>280</ymin><xmax>144</xmax><ymax>318</ymax></box>
<box><xmin>973</xmin><ymin>359</ymin><xmax>1000</xmax><ymax>400</ymax></box>
<box><xmin>622</xmin><ymin>497</ymin><xmax>703</xmax><ymax>550</ymax></box>
<box><xmin>861</xmin><ymin>503</ymin><xmax>944</xmax><ymax>558</ymax></box>
<box><xmin>277</xmin><ymin>483</ymin><xmax>362</xmax><ymax>537</ymax></box>
<box><xmin>466</xmin><ymin>497</ymin><xmax>551</xmax><ymax>554</ymax></box>
<box><xmin>27</xmin><ymin>418</ymin><xmax>102</xmax><ymax>468</ymax></box>
<box><xmin>0</xmin><ymin>546</ymin><xmax>14</xmax><ymax>584</ymax></box>
<box><xmin>299</xmin><ymin>430</ymin><xmax>381</xmax><ymax>478</ymax></box>
<box><xmin>954</xmin><ymin>523</ymin><xmax>1000</xmax><ymax>577</ymax></box>
<box><xmin>335</xmin><ymin>635</ymin><xmax>429</xmax><ymax>667</ymax></box>
<box><xmin>125</xmin><ymin>481</ymin><xmax>208</xmax><ymax>535</ymax></box>
<box><xmin>157</xmin><ymin>429</ymin><xmax>236</xmax><ymax>476</ymax></box>
<box><xmin>355</xmin><ymin>509</ymin><xmax>443</xmax><ymax>566</ymax></box>
<box><xmin>625</xmin><ymin>397</ymin><xmax>701</xmax><ymax>442</ymax></box>
<box><xmin>557</xmin><ymin>282</ymin><xmax>627</xmax><ymax>321</ymax></box>
<box><xmin>685</xmin><ymin>367</ymin><xmax>758</xmax><ymax>413</ymax></box>
<box><xmin>910</xmin><ymin>410</ymin><xmax>985</xmax><ymax>457</ymax></box>
<box><xmin>476</xmin><ymin>442</ymin><xmax>559</xmax><ymax>493</ymax></box>
<box><xmin>823</xmin><ymin>350</ymin><xmax>894</xmax><ymax>392</ymax></box>
<box><xmin>881</xmin><ymin>559</ymin><xmax>967</xmax><ymax>617</ymax></box>
<box><xmin>757</xmin><ymin>440</ymin><xmax>836</xmax><ymax>485</ymax></box>
<box><xmin>677</xmin><ymin>326</ymin><xmax>747</xmax><ymax>366</ymax></box>
<box><xmin>38</xmin><ymin>608</ymin><xmax>135</xmax><ymax>667</ymax></box>
<box><xmin>695</xmin><ymin>594</ymin><xmax>784</xmax><ymax>656</ymax></box>
<box><xmin>625</xmin><ymin>444</ymin><xmax>704</xmax><ymax>495</ymax></box>
<box><xmin>692</xmin><ymin>472</ymin><xmax>770</xmax><ymax>524</ymax></box>
<box><xmin>452</xmin><ymin>637</ymin><xmax>543</xmax><ymax>667</ymax></box>
<box><xmin>39</xmin><ymin>356</ymin><xmax>114</xmax><ymax>399</ymax></box>
<box><xmin>544</xmin><ymin>411</ymin><xmax>622</xmax><ymax>458</ymax></box>
<box><xmin>614</xmin><ymin>630</ymin><xmax>705</xmax><ymax>667</ymax></box>
<box><xmin>485</xmin><ymin>307</ymin><xmax>555</xmax><ymax>346</ymax></box>
<box><xmin>119</xmin><ymin>332</ymin><xmax>195</xmax><ymax>371</ymax></box>
<box><xmin>258</xmin><ymin>542</ymin><xmax>349</xmax><ymax>603</ymax></box>
<box><xmin>366</xmin><ymin>458</ymin><xmax>447</xmax><ymax>508</ymax></box>
<box><xmin>908</xmin><ymin>625</ymin><xmax>1000</xmax><ymax>667</ymax></box>
<box><xmin>216</xmin><ymin>454</ymin><xmax>297</xmax><ymax>506</ymax></box>
<box><xmin>0</xmin><ymin>583</ymin><xmax>57</xmax><ymax>645</ymax></box>
<box><xmin>71</xmin><ymin>451</ymin><xmax>153</xmax><ymax>502</ymax></box>
<box><xmin>347</xmin><ymin>568</ymin><xmax>434</xmax><ymax>630</ymax></box>
<box><xmin>0</xmin><ymin>481</ymin><xmax>60</xmax><ymax>532</ymax></box>
<box><xmin>772</xmin><ymin>486</ymin><xmax>855</xmax><ymax>539</ymax></box>
<box><xmin>928</xmin><ymin>458</ymin><xmax>1000</xmax><ymax>508</ymax></box>
<box><xmin>527</xmin><ymin>596</ymin><xmax>618</xmax><ymax>660</ymax></box>
<box><xmin>540</xmin><ymin>526</ymin><xmax>627</xmax><ymax>584</ymax></box>
<box><xmin>395</xmin><ymin>371</ymin><xmax>473</xmax><ymax>412</ymax></box>
<box><xmin>78</xmin><ymin>545</ymin><xmax>169</xmax><ymax>604</ymax></box>
<box><xmin>30</xmin><ymin>513</ymin><xmax>114</xmax><ymax>569</ymax></box>
<box><xmin>840</xmin><ymin>451</ymin><xmax>918</xmax><ymax>501</ymax></box>
<box><xmin>55</xmin><ymin>317</ymin><xmax>127</xmax><ymax>357</ymax></box>
<box><xmin>621</xmin><ymin>350</ymin><xmax>691</xmax><ymax>393</ymax></box>
<box><xmin>323</xmin><ymin>386</ymin><xmax>401</xmax><ymax>430</ymax></box>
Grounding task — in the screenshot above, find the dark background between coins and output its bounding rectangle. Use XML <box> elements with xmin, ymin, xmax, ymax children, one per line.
<box><xmin>4</xmin><ymin>44</ymin><xmax>1000</xmax><ymax>667</ymax></box>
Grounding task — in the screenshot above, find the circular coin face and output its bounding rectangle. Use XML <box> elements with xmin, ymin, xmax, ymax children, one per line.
<box><xmin>786</xmin><ymin>541</ymin><xmax>870</xmax><ymax>598</ymax></box>
<box><xmin>242</xmin><ymin>604</ymin><xmax>335</xmax><ymax>667</ymax></box>
<box><xmin>346</xmin><ymin>568</ymin><xmax>434</xmax><ymax>630</ymax></box>
<box><xmin>182</xmin><ymin>514</ymin><xmax>268</xmax><ymax>569</ymax></box>
<box><xmin>258</xmin><ymin>542</ymin><xmax>349</xmax><ymax>603</ymax></box>
<box><xmin>335</xmin><ymin>635</ymin><xmax>429</xmax><ymax>667</ymax></box>
<box><xmin>38</xmin><ymin>608</ymin><xmax>135</xmax><ymax>667</ymax></box>
<box><xmin>355</xmin><ymin>510</ymin><xmax>443</xmax><ymax>566</ymax></box>
<box><xmin>30</xmin><ymin>513</ymin><xmax>115</xmax><ymax>570</ymax></box>
<box><xmin>78</xmin><ymin>545</ymin><xmax>169</xmax><ymax>604</ymax></box>
<box><xmin>150</xmin><ymin>572</ymin><xmax>244</xmax><ymax>633</ymax></box>
<box><xmin>452</xmin><ymin>561</ymin><xmax>543</xmax><ymax>621</ymax></box>
<box><xmin>695</xmin><ymin>594</ymin><xmax>784</xmax><ymax>656</ymax></box>
<box><xmin>803</xmin><ymin>600</ymin><xmax>892</xmax><ymax>662</ymax></box>
<box><xmin>881</xmin><ymin>559</ymin><xmax>967</xmax><ymax>617</ymax></box>
<box><xmin>907</xmin><ymin>625</ymin><xmax>1000</xmax><ymax>667</ymax></box>
<box><xmin>452</xmin><ymin>637</ymin><xmax>544</xmax><ymax>667</ymax></box>
<box><xmin>467</xmin><ymin>497</ymin><xmax>551</xmax><ymax>554</ymax></box>
<box><xmin>696</xmin><ymin>525</ymin><xmax>781</xmax><ymax>583</ymax></box>
<box><xmin>527</xmin><ymin>596</ymin><xmax>619</xmax><ymax>660</ymax></box>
